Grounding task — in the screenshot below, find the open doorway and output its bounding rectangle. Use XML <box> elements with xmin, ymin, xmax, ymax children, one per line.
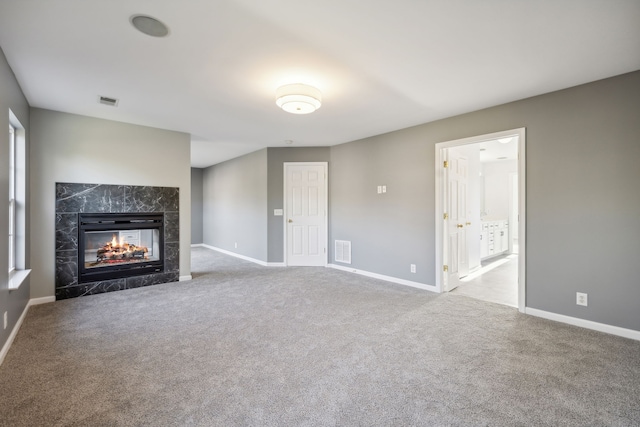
<box><xmin>435</xmin><ymin>128</ymin><xmax>526</xmax><ymax>312</ymax></box>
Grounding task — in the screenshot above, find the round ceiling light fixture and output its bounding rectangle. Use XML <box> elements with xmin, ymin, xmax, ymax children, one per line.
<box><xmin>130</xmin><ymin>15</ymin><xmax>170</xmax><ymax>37</ymax></box>
<box><xmin>276</xmin><ymin>83</ymin><xmax>322</xmax><ymax>114</ymax></box>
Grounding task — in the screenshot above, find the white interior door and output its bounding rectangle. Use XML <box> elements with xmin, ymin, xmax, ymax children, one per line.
<box><xmin>445</xmin><ymin>152</ymin><xmax>469</xmax><ymax>291</ymax></box>
<box><xmin>436</xmin><ymin>128</ymin><xmax>525</xmax><ymax>312</ymax></box>
<box><xmin>285</xmin><ymin>163</ymin><xmax>327</xmax><ymax>266</ymax></box>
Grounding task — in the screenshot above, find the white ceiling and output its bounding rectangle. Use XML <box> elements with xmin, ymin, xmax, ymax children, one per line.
<box><xmin>1</xmin><ymin>1</ymin><xmax>638</xmax><ymax>168</ymax></box>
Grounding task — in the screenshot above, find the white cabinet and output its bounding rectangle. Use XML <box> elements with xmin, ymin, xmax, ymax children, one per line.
<box><xmin>480</xmin><ymin>220</ymin><xmax>508</xmax><ymax>260</ymax></box>
<box><xmin>119</xmin><ymin>230</ymin><xmax>140</xmax><ymax>246</ymax></box>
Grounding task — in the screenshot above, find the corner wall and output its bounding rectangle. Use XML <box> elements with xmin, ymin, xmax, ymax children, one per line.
<box><xmin>267</xmin><ymin>147</ymin><xmax>330</xmax><ymax>263</ymax></box>
<box><xmin>202</xmin><ymin>149</ymin><xmax>268</xmax><ymax>261</ymax></box>
<box><xmin>191</xmin><ymin>168</ymin><xmax>204</xmax><ymax>244</ymax></box>
<box><xmin>29</xmin><ymin>108</ymin><xmax>191</xmax><ymax>299</ymax></box>
<box><xmin>0</xmin><ymin>46</ymin><xmax>30</xmax><ymax>351</ymax></box>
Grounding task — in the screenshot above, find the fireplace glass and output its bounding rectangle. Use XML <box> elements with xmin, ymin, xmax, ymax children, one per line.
<box><xmin>84</xmin><ymin>229</ymin><xmax>160</xmax><ymax>269</ymax></box>
<box><xmin>78</xmin><ymin>213</ymin><xmax>164</xmax><ymax>282</ymax></box>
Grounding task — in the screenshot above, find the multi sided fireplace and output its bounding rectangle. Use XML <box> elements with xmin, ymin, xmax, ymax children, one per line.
<box><xmin>78</xmin><ymin>213</ymin><xmax>164</xmax><ymax>283</ymax></box>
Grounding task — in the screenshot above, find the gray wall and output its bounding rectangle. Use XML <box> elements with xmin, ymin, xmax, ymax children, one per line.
<box><xmin>201</xmin><ymin>146</ymin><xmax>329</xmax><ymax>263</ymax></box>
<box><xmin>202</xmin><ymin>149</ymin><xmax>268</xmax><ymax>261</ymax></box>
<box><xmin>29</xmin><ymin>109</ymin><xmax>192</xmax><ymax>299</ymax></box>
<box><xmin>200</xmin><ymin>71</ymin><xmax>640</xmax><ymax>332</ymax></box>
<box><xmin>191</xmin><ymin>168</ymin><xmax>204</xmax><ymax>244</ymax></box>
<box><xmin>330</xmin><ymin>127</ymin><xmax>434</xmax><ymax>283</ymax></box>
<box><xmin>330</xmin><ymin>71</ymin><xmax>640</xmax><ymax>331</ymax></box>
<box><xmin>267</xmin><ymin>147</ymin><xmax>330</xmax><ymax>263</ymax></box>
<box><xmin>0</xmin><ymin>46</ymin><xmax>30</xmax><ymax>352</ymax></box>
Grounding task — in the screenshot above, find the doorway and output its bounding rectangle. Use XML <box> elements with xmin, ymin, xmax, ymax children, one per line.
<box><xmin>435</xmin><ymin>129</ymin><xmax>526</xmax><ymax>312</ymax></box>
<box><xmin>283</xmin><ymin>162</ymin><xmax>328</xmax><ymax>266</ymax></box>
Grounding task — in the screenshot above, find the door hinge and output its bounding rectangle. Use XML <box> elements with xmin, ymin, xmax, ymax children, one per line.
<box><xmin>443</xmin><ymin>265</ymin><xmax>448</xmax><ymax>272</ymax></box>
<box><xmin>443</xmin><ymin>213</ymin><xmax>449</xmax><ymax>220</ymax></box>
<box><xmin>443</xmin><ymin>160</ymin><xmax>448</xmax><ymax>168</ymax></box>
<box><xmin>324</xmin><ymin>247</ymin><xmax>326</xmax><ymax>254</ymax></box>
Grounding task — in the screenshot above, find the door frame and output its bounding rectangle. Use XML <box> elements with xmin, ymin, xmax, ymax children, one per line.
<box><xmin>435</xmin><ymin>128</ymin><xmax>526</xmax><ymax>312</ymax></box>
<box><xmin>283</xmin><ymin>162</ymin><xmax>329</xmax><ymax>266</ymax></box>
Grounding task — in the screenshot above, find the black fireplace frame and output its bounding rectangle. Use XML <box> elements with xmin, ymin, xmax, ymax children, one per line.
<box><xmin>78</xmin><ymin>213</ymin><xmax>165</xmax><ymax>283</ymax></box>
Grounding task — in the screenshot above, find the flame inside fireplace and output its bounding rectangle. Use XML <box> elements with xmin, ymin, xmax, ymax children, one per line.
<box><xmin>92</xmin><ymin>233</ymin><xmax>149</xmax><ymax>265</ymax></box>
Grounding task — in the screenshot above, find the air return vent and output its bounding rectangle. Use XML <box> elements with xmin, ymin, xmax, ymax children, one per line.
<box><xmin>335</xmin><ymin>240</ymin><xmax>351</xmax><ymax>264</ymax></box>
<box><xmin>98</xmin><ymin>96</ymin><xmax>119</xmax><ymax>107</ymax></box>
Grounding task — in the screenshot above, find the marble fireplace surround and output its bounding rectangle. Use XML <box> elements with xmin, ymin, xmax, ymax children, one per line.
<box><xmin>55</xmin><ymin>183</ymin><xmax>179</xmax><ymax>300</ymax></box>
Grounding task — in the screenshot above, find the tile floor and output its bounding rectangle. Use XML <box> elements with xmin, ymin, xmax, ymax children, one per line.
<box><xmin>451</xmin><ymin>253</ymin><xmax>518</xmax><ymax>307</ymax></box>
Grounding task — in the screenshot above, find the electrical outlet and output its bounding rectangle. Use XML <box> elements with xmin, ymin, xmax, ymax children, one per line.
<box><xmin>377</xmin><ymin>186</ymin><xmax>382</xmax><ymax>194</ymax></box>
<box><xmin>382</xmin><ymin>185</ymin><xmax>387</xmax><ymax>193</ymax></box>
<box><xmin>410</xmin><ymin>264</ymin><xmax>416</xmax><ymax>273</ymax></box>
<box><xmin>3</xmin><ymin>311</ymin><xmax>7</xmax><ymax>329</ymax></box>
<box><xmin>234</xmin><ymin>242</ymin><xmax>238</xmax><ymax>248</ymax></box>
<box><xmin>576</xmin><ymin>292</ymin><xmax>588</xmax><ymax>306</ymax></box>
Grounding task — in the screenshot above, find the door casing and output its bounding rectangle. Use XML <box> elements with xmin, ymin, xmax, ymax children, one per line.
<box><xmin>435</xmin><ymin>128</ymin><xmax>526</xmax><ymax>312</ymax></box>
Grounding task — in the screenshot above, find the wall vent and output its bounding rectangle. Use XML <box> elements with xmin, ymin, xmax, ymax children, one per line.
<box><xmin>335</xmin><ymin>240</ymin><xmax>351</xmax><ymax>264</ymax></box>
<box><xmin>98</xmin><ymin>96</ymin><xmax>119</xmax><ymax>107</ymax></box>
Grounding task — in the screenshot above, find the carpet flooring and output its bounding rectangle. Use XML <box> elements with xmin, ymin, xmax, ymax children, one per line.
<box><xmin>1</xmin><ymin>247</ymin><xmax>639</xmax><ymax>426</ymax></box>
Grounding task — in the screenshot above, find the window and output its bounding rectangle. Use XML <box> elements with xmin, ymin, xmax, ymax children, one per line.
<box><xmin>8</xmin><ymin>111</ymin><xmax>30</xmax><ymax>289</ymax></box>
<box><xmin>8</xmin><ymin>123</ymin><xmax>16</xmax><ymax>273</ymax></box>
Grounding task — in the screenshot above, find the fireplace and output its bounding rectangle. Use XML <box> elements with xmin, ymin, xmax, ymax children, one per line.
<box><xmin>78</xmin><ymin>213</ymin><xmax>164</xmax><ymax>283</ymax></box>
<box><xmin>55</xmin><ymin>183</ymin><xmax>179</xmax><ymax>300</ymax></box>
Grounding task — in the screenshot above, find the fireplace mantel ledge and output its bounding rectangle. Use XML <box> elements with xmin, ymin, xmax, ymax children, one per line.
<box><xmin>8</xmin><ymin>269</ymin><xmax>31</xmax><ymax>291</ymax></box>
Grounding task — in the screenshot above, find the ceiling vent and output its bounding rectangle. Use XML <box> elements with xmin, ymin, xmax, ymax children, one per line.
<box><xmin>99</xmin><ymin>96</ymin><xmax>119</xmax><ymax>107</ymax></box>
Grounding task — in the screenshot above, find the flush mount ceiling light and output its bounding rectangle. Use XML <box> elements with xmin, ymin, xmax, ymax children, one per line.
<box><xmin>276</xmin><ymin>84</ymin><xmax>322</xmax><ymax>114</ymax></box>
<box><xmin>130</xmin><ymin>15</ymin><xmax>169</xmax><ymax>37</ymax></box>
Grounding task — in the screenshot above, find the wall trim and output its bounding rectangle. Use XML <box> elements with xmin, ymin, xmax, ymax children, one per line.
<box><xmin>0</xmin><ymin>303</ymin><xmax>29</xmax><ymax>366</ymax></box>
<box><xmin>328</xmin><ymin>263</ymin><xmax>438</xmax><ymax>293</ymax></box>
<box><xmin>434</xmin><ymin>127</ymin><xmax>526</xmax><ymax>313</ymax></box>
<box><xmin>191</xmin><ymin>243</ymin><xmax>204</xmax><ymax>248</ymax></box>
<box><xmin>30</xmin><ymin>296</ymin><xmax>56</xmax><ymax>305</ymax></box>
<box><xmin>0</xmin><ymin>296</ymin><xmax>55</xmax><ymax>366</ymax></box>
<box><xmin>179</xmin><ymin>275</ymin><xmax>193</xmax><ymax>281</ymax></box>
<box><xmin>201</xmin><ymin>244</ymin><xmax>269</xmax><ymax>267</ymax></box>
<box><xmin>525</xmin><ymin>307</ymin><xmax>640</xmax><ymax>341</ymax></box>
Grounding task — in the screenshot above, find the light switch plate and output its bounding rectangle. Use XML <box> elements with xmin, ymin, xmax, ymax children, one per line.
<box><xmin>274</xmin><ymin>209</ymin><xmax>283</xmax><ymax>216</ymax></box>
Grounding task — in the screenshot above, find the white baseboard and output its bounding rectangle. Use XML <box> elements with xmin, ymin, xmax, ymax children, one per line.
<box><xmin>328</xmin><ymin>263</ymin><xmax>438</xmax><ymax>293</ymax></box>
<box><xmin>179</xmin><ymin>275</ymin><xmax>193</xmax><ymax>281</ymax></box>
<box><xmin>30</xmin><ymin>296</ymin><xmax>55</xmax><ymax>306</ymax></box>
<box><xmin>267</xmin><ymin>262</ymin><xmax>286</xmax><ymax>267</ymax></box>
<box><xmin>190</xmin><ymin>243</ymin><xmax>204</xmax><ymax>248</ymax></box>
<box><xmin>525</xmin><ymin>307</ymin><xmax>640</xmax><ymax>341</ymax></box>
<box><xmin>0</xmin><ymin>295</ymin><xmax>55</xmax><ymax>366</ymax></box>
<box><xmin>201</xmin><ymin>244</ymin><xmax>271</xmax><ymax>267</ymax></box>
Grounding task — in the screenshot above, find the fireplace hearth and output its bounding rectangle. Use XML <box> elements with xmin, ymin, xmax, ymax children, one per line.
<box><xmin>55</xmin><ymin>183</ymin><xmax>180</xmax><ymax>300</ymax></box>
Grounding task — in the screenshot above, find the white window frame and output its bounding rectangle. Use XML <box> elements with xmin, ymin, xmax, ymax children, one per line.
<box><xmin>8</xmin><ymin>111</ymin><xmax>30</xmax><ymax>290</ymax></box>
<box><xmin>8</xmin><ymin>123</ymin><xmax>16</xmax><ymax>273</ymax></box>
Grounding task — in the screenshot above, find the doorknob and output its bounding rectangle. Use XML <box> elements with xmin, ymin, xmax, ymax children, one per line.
<box><xmin>288</xmin><ymin>219</ymin><xmax>293</xmax><ymax>223</ymax></box>
<box><xmin>466</xmin><ymin>222</ymin><xmax>471</xmax><ymax>226</ymax></box>
<box><xmin>457</xmin><ymin>224</ymin><xmax>464</xmax><ymax>228</ymax></box>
